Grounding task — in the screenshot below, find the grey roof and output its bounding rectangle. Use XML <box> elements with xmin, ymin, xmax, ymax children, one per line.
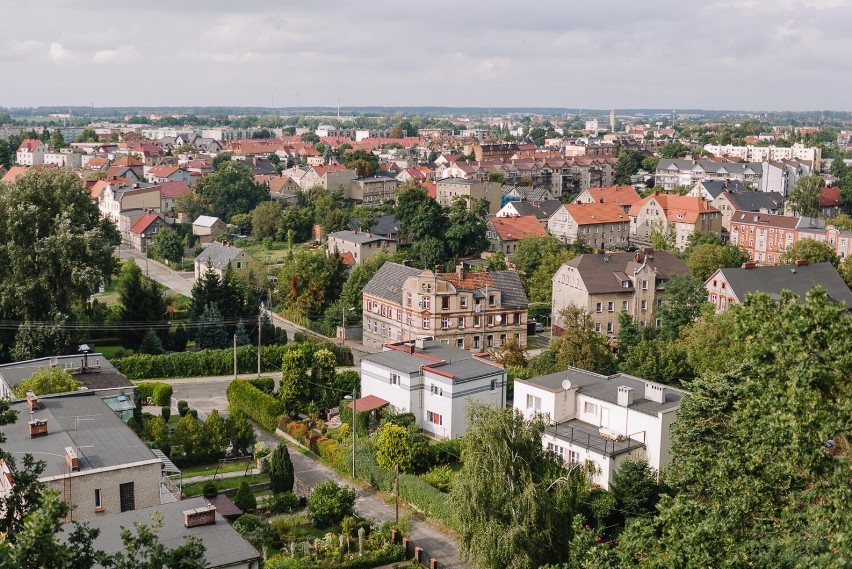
<box><xmin>722</xmin><ymin>190</ymin><xmax>780</xmax><ymax>212</ymax></box>
<box><xmin>362</xmin><ymin>262</ymin><xmax>422</xmax><ymax>303</ymax></box>
<box><xmin>716</xmin><ymin>262</ymin><xmax>852</xmax><ymax>306</ymax></box>
<box><xmin>364</xmin><ymin>340</ymin><xmax>500</xmax><ymax>383</ymax></box>
<box><xmin>507</xmin><ymin>201</ymin><xmax>547</xmax><ymax>217</ymax></box>
<box><xmin>195</xmin><ymin>242</ymin><xmax>245</xmax><ymax>271</ymax></box>
<box><xmin>328</xmin><ymin>230</ymin><xmax>395</xmax><ymax>245</ymax></box>
<box><xmin>489</xmin><ymin>270</ymin><xmax>530</xmax><ymax>308</ymax></box>
<box><xmin>537</xmin><ymin>200</ymin><xmax>564</xmax><ymax>218</ymax></box>
<box><xmin>658</xmin><ymin>159</ymin><xmax>764</xmax><ymax>176</ymax></box>
<box><xmin>523</xmin><ymin>367</ymin><xmax>686</xmax><ymax>416</ymax></box>
<box><xmin>700</xmin><ymin>179</ymin><xmax>748</xmax><ymax>198</ymax></box>
<box><xmin>0</xmin><ymin>391</ymin><xmax>159</xmax><ymax>479</ymax></box>
<box><xmin>439</xmin><ymin>177</ymin><xmax>474</xmax><ymax>185</ymax></box>
<box><xmin>563</xmin><ymin>251</ymin><xmax>690</xmax><ymax>294</ymax></box>
<box><xmin>61</xmin><ymin>497</ymin><xmax>260</xmax><ymax>569</ymax></box>
<box><xmin>348</xmin><ymin>214</ymin><xmax>401</xmax><ymax>236</ymax></box>
<box><xmin>0</xmin><ymin>353</ymin><xmax>131</xmax><ymax>391</ymax></box>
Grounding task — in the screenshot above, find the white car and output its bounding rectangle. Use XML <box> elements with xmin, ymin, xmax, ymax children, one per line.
<box><xmin>534</xmin><ymin>322</ymin><xmax>544</xmax><ymax>333</ymax></box>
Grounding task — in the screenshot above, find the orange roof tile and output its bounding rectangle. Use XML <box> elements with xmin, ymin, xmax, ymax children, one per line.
<box><xmin>440</xmin><ymin>271</ymin><xmax>494</xmax><ymax>291</ymax></box>
<box><xmin>2</xmin><ymin>166</ymin><xmax>29</xmax><ymax>183</ymax></box>
<box><xmin>582</xmin><ymin>185</ymin><xmax>642</xmax><ymax>207</ymax></box>
<box><xmin>562</xmin><ymin>202</ymin><xmax>630</xmax><ymax>225</ymax></box>
<box><xmin>628</xmin><ymin>193</ymin><xmax>718</xmax><ymax>224</ymax></box>
<box><xmin>130</xmin><ymin>213</ymin><xmax>161</xmax><ymax>235</ymax></box>
<box><xmin>488</xmin><ymin>215</ymin><xmax>548</xmax><ymax>241</ymax></box>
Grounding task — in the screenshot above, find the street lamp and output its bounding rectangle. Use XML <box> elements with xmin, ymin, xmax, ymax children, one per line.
<box><xmin>341</xmin><ymin>306</ymin><xmax>356</xmax><ymax>347</ymax></box>
<box><xmin>344</xmin><ymin>390</ymin><xmax>357</xmax><ymax>478</ymax></box>
<box><xmin>141</xmin><ymin>232</ymin><xmax>149</xmax><ymax>276</ymax></box>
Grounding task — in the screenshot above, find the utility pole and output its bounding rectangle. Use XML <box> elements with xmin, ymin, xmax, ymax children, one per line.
<box><xmin>257</xmin><ymin>303</ymin><xmax>263</xmax><ymax>378</ymax></box>
<box><xmin>351</xmin><ymin>388</ymin><xmax>357</xmax><ymax>478</ymax></box>
<box><xmin>395</xmin><ymin>463</ymin><xmax>400</xmax><ymax>524</ymax></box>
<box><xmin>233</xmin><ymin>334</ymin><xmax>237</xmax><ymax>379</ymax></box>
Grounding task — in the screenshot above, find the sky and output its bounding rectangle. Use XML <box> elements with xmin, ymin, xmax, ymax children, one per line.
<box><xmin>1</xmin><ymin>0</ymin><xmax>851</xmax><ymax>111</ymax></box>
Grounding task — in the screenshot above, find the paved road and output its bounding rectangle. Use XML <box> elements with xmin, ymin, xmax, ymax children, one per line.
<box><xmin>118</xmin><ymin>246</ymin><xmax>195</xmax><ymax>296</ymax></box>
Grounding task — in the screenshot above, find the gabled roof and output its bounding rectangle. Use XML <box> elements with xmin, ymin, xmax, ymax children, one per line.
<box><xmin>720</xmin><ymin>190</ymin><xmax>780</xmax><ymax>212</ymax></box>
<box><xmin>2</xmin><ymin>166</ymin><xmax>29</xmax><ymax>183</ymax></box>
<box><xmin>562</xmin><ymin>251</ymin><xmax>690</xmax><ymax>294</ymax></box>
<box><xmin>712</xmin><ymin>262</ymin><xmax>852</xmax><ymax>306</ymax></box>
<box><xmin>730</xmin><ymin>210</ymin><xmax>817</xmax><ymax>230</ymax></box>
<box><xmin>488</xmin><ymin>215</ymin><xmax>548</xmax><ymax>241</ymax></box>
<box><xmin>17</xmin><ymin>139</ymin><xmax>43</xmax><ymax>153</ymax></box>
<box><xmin>699</xmin><ymin>179</ymin><xmax>748</xmax><ymax>198</ymax></box>
<box><xmin>193</xmin><ymin>215</ymin><xmax>222</xmax><ymax>228</ymax></box>
<box><xmin>158</xmin><ymin>181</ymin><xmax>191</xmax><ymax>199</ymax></box>
<box><xmin>363</xmin><ymin>262</ymin><xmax>422</xmax><ymax>303</ymax></box>
<box><xmin>820</xmin><ymin>186</ymin><xmax>842</xmax><ymax>207</ymax></box>
<box><xmin>504</xmin><ymin>201</ymin><xmax>547</xmax><ymax>218</ymax></box>
<box><xmin>561</xmin><ymin>202</ymin><xmax>630</xmax><ymax>225</ymax></box>
<box><xmin>629</xmin><ymin>193</ymin><xmax>719</xmax><ymax>224</ymax></box>
<box><xmin>130</xmin><ymin>212</ymin><xmax>163</xmax><ymax>235</ymax></box>
<box><xmin>112</xmin><ymin>155</ymin><xmax>144</xmax><ymax>167</ymax></box>
<box><xmin>195</xmin><ymin>242</ymin><xmax>245</xmax><ymax>270</ymax></box>
<box><xmin>148</xmin><ymin>165</ymin><xmax>182</xmax><ymax>178</ymax></box>
<box><xmin>581</xmin><ymin>185</ymin><xmax>642</xmax><ymax>207</ymax></box>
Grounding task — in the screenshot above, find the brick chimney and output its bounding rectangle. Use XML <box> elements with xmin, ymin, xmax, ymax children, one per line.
<box><xmin>456</xmin><ymin>263</ymin><xmax>466</xmax><ymax>279</ymax></box>
<box><xmin>29</xmin><ymin>419</ymin><xmax>48</xmax><ymax>438</ymax></box>
<box><xmin>65</xmin><ymin>447</ymin><xmax>79</xmax><ymax>472</ymax></box>
<box><xmin>26</xmin><ymin>391</ymin><xmax>39</xmax><ymax>411</ymax></box>
<box><xmin>184</xmin><ymin>505</ymin><xmax>216</xmax><ymax>528</ymax></box>
<box><xmin>794</xmin><ymin>259</ymin><xmax>809</xmax><ymax>266</ymax></box>
<box><xmin>741</xmin><ymin>262</ymin><xmax>757</xmax><ymax>269</ymax></box>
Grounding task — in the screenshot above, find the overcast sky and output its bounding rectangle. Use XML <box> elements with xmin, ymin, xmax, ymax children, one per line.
<box><xmin>1</xmin><ymin>0</ymin><xmax>850</xmax><ymax>111</ymax></box>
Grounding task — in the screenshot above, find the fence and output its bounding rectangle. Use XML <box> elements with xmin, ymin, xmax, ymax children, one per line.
<box><xmin>293</xmin><ymin>476</ymin><xmax>312</xmax><ymax>498</ymax></box>
<box><xmin>407</xmin><ymin>540</ymin><xmax>447</xmax><ymax>569</ymax></box>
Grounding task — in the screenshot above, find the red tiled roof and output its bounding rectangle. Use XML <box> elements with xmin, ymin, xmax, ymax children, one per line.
<box><xmin>130</xmin><ymin>213</ymin><xmax>160</xmax><ymax>235</ymax></box>
<box><xmin>148</xmin><ymin>166</ymin><xmax>181</xmax><ymax>177</ymax></box>
<box><xmin>90</xmin><ymin>180</ymin><xmax>110</xmax><ymax>198</ymax></box>
<box><xmin>340</xmin><ymin>252</ymin><xmax>356</xmax><ymax>266</ymax></box>
<box><xmin>112</xmin><ymin>155</ymin><xmax>143</xmax><ymax>167</ymax></box>
<box><xmin>440</xmin><ymin>271</ymin><xmax>494</xmax><ymax>291</ymax></box>
<box><xmin>17</xmin><ymin>139</ymin><xmax>42</xmax><ymax>153</ymax></box>
<box><xmin>582</xmin><ymin>185</ymin><xmax>642</xmax><ymax>207</ymax></box>
<box><xmin>2</xmin><ymin>166</ymin><xmax>29</xmax><ymax>183</ymax></box>
<box><xmin>820</xmin><ymin>186</ymin><xmax>841</xmax><ymax>207</ymax></box>
<box><xmin>346</xmin><ymin>394</ymin><xmax>389</xmax><ymax>412</ymax></box>
<box><xmin>489</xmin><ymin>215</ymin><xmax>548</xmax><ymax>241</ymax></box>
<box><xmin>158</xmin><ymin>181</ymin><xmax>191</xmax><ymax>198</ymax></box>
<box><xmin>562</xmin><ymin>202</ymin><xmax>630</xmax><ymax>225</ymax></box>
<box><xmin>629</xmin><ymin>193</ymin><xmax>719</xmax><ymax>224</ymax></box>
<box><xmin>84</xmin><ymin>157</ymin><xmax>110</xmax><ymax>170</ymax></box>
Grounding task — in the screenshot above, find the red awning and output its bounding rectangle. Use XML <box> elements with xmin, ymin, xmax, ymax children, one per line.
<box><xmin>346</xmin><ymin>395</ymin><xmax>390</xmax><ymax>412</ymax></box>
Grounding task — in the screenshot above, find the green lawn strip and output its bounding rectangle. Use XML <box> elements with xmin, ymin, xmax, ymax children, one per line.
<box><xmin>179</xmin><ymin>458</ymin><xmax>254</xmax><ymax>479</ymax></box>
<box><xmin>181</xmin><ymin>473</ymin><xmax>269</xmax><ymax>498</ymax></box>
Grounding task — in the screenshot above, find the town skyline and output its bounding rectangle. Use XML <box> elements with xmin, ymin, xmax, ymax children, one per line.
<box><xmin>2</xmin><ymin>0</ymin><xmax>851</xmax><ymax>110</ymax></box>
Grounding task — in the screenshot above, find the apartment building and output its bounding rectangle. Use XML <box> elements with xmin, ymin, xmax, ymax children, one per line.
<box><xmin>703</xmin><ymin>142</ymin><xmax>820</xmax><ymax>166</ymax></box>
<box><xmin>572</xmin><ymin>185</ymin><xmax>641</xmax><ymax>213</ymax></box>
<box><xmin>655</xmin><ymin>159</ymin><xmax>763</xmax><ymax>191</ymax></box>
<box><xmin>348</xmin><ymin>176</ymin><xmax>399</xmax><ymax>205</ymax></box>
<box><xmin>547</xmin><ymin>202</ymin><xmax>630</xmax><ymax>249</ymax></box>
<box><xmin>436</xmin><ymin>178</ymin><xmax>503</xmax><ymax>214</ymax></box>
<box><xmin>514</xmin><ymin>367</ymin><xmax>686</xmax><ymax>488</ymax></box>
<box><xmin>705</xmin><ymin>261</ymin><xmax>852</xmax><ymax>311</ymax></box>
<box><xmin>628</xmin><ymin>193</ymin><xmax>721</xmax><ymax>250</ymax></box>
<box><xmin>551</xmin><ymin>251</ymin><xmax>690</xmax><ymax>336</ymax></box>
<box><xmin>486</xmin><ymin>214</ymin><xmax>548</xmax><ymax>256</ymax></box>
<box><xmin>326</xmin><ymin>229</ymin><xmax>397</xmax><ymax>265</ymax></box>
<box><xmin>362</xmin><ymin>263</ymin><xmax>529</xmax><ymax>351</ymax></box>
<box><xmin>360</xmin><ymin>338</ymin><xmax>506</xmax><ymax>439</ymax></box>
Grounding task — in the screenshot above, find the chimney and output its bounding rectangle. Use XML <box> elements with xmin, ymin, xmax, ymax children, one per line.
<box><xmin>644</xmin><ymin>382</ymin><xmax>667</xmax><ymax>404</ymax></box>
<box><xmin>65</xmin><ymin>447</ymin><xmax>79</xmax><ymax>472</ymax></box>
<box><xmin>415</xmin><ymin>337</ymin><xmax>427</xmax><ymax>350</ymax></box>
<box><xmin>741</xmin><ymin>262</ymin><xmax>757</xmax><ymax>269</ymax></box>
<box><xmin>29</xmin><ymin>419</ymin><xmax>48</xmax><ymax>438</ymax></box>
<box><xmin>183</xmin><ymin>505</ymin><xmax>217</xmax><ymax>528</ymax></box>
<box><xmin>617</xmin><ymin>386</ymin><xmax>634</xmax><ymax>407</ymax></box>
<box><xmin>26</xmin><ymin>391</ymin><xmax>39</xmax><ymax>411</ymax></box>
<box><xmin>794</xmin><ymin>259</ymin><xmax>809</xmax><ymax>266</ymax></box>
<box><xmin>408</xmin><ymin>343</ymin><xmax>415</xmax><ymax>354</ymax></box>
<box><xmin>456</xmin><ymin>263</ymin><xmax>465</xmax><ymax>279</ymax></box>
<box><xmin>634</xmin><ymin>252</ymin><xmax>641</xmax><ymax>262</ymax></box>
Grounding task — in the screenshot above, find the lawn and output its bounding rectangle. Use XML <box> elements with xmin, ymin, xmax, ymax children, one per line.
<box><xmin>180</xmin><ymin>458</ymin><xmax>255</xmax><ymax>479</ymax></box>
<box><xmin>96</xmin><ymin>344</ymin><xmax>134</xmax><ymax>359</ymax></box>
<box><xmin>236</xmin><ymin>237</ymin><xmax>310</xmax><ymax>266</ymax></box>
<box><xmin>181</xmin><ymin>473</ymin><xmax>269</xmax><ymax>497</ymax></box>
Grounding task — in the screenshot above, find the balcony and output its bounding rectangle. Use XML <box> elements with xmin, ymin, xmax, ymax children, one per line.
<box><xmin>546</xmin><ymin>419</ymin><xmax>645</xmax><ymax>457</ymax></box>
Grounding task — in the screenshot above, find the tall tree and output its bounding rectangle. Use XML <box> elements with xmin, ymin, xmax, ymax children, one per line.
<box><xmin>199</xmin><ymin>409</ymin><xmax>228</xmax><ymax>455</ymax></box>
<box><xmin>226</xmin><ymin>410</ymin><xmax>256</xmax><ymax>456</ymax></box>
<box><xmin>194</xmin><ymin>303</ymin><xmax>228</xmax><ymax>350</ymax></box>
<box><xmin>278</xmin><ymin>347</ymin><xmax>311</xmax><ymax>411</ymax></box>
<box><xmin>151</xmin><ymin>229</ymin><xmax>184</xmax><ymax>264</ymax></box>
<box><xmin>250</xmin><ymin>201</ymin><xmax>283</xmax><ymax>238</ymax></box>
<box><xmin>311</xmin><ymin>348</ymin><xmax>338</xmax><ymax>410</ymax></box>
<box><xmin>267</xmin><ymin>444</ymin><xmax>295</xmax><ymax>493</ymax></box>
<box><xmin>445</xmin><ymin>197</ymin><xmax>489</xmax><ymax>258</ymax></box>
<box><xmin>193</xmin><ymin>160</ymin><xmax>268</xmax><ymax>222</ymax></box>
<box><xmin>786</xmin><ymin>174</ymin><xmax>824</xmax><ymax>217</ymax></box>
<box><xmin>452</xmin><ymin>403</ymin><xmax>590</xmax><ymax>569</ymax></box>
<box><xmin>779</xmin><ymin>238</ymin><xmax>839</xmax><ymax>266</ymax></box>
<box><xmin>656</xmin><ymin>274</ymin><xmax>709</xmax><ymax>341</ymax></box>
<box><xmin>117</xmin><ymin>261</ymin><xmax>167</xmax><ymax>349</ymax></box>
<box><xmin>395</xmin><ymin>182</ymin><xmax>447</xmax><ymax>242</ymax></box>
<box><xmin>0</xmin><ymin>169</ymin><xmax>119</xmax><ymax>359</ymax></box>
<box><xmin>551</xmin><ymin>306</ymin><xmax>616</xmax><ymax>374</ymax></box>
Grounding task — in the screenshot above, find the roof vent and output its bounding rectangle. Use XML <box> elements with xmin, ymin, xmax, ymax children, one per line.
<box><xmin>617</xmin><ymin>386</ymin><xmax>634</xmax><ymax>407</ymax></box>
<box><xmin>184</xmin><ymin>505</ymin><xmax>217</xmax><ymax>528</ymax></box>
<box><xmin>644</xmin><ymin>382</ymin><xmax>667</xmax><ymax>404</ymax></box>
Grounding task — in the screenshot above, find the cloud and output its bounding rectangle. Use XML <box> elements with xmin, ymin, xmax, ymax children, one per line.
<box><xmin>48</xmin><ymin>42</ymin><xmax>68</xmax><ymax>64</ymax></box>
<box><xmin>92</xmin><ymin>44</ymin><xmax>139</xmax><ymax>63</ymax></box>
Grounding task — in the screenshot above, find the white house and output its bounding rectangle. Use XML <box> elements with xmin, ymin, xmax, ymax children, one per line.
<box><xmin>16</xmin><ymin>139</ymin><xmax>46</xmax><ymax>166</ymax></box>
<box><xmin>359</xmin><ymin>338</ymin><xmax>506</xmax><ymax>439</ymax></box>
<box><xmin>513</xmin><ymin>367</ymin><xmax>686</xmax><ymax>489</ymax></box>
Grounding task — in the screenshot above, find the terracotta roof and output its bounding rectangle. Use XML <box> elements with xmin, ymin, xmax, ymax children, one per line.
<box><xmin>730</xmin><ymin>210</ymin><xmax>802</xmax><ymax>230</ymax></box>
<box><xmin>340</xmin><ymin>252</ymin><xmax>356</xmax><ymax>266</ymax></box>
<box><xmin>17</xmin><ymin>139</ymin><xmax>42</xmax><ymax>153</ymax></box>
<box><xmin>562</xmin><ymin>202</ymin><xmax>630</xmax><ymax>225</ymax></box>
<box><xmin>629</xmin><ymin>193</ymin><xmax>718</xmax><ymax>224</ymax></box>
<box><xmin>2</xmin><ymin>166</ymin><xmax>29</xmax><ymax>183</ymax></box>
<box><xmin>488</xmin><ymin>215</ymin><xmax>548</xmax><ymax>241</ymax></box>
<box><xmin>148</xmin><ymin>165</ymin><xmax>181</xmax><ymax>177</ymax></box>
<box><xmin>346</xmin><ymin>395</ymin><xmax>389</xmax><ymax>412</ymax></box>
<box><xmin>581</xmin><ymin>185</ymin><xmax>642</xmax><ymax>207</ymax></box>
<box><xmin>84</xmin><ymin>157</ymin><xmax>110</xmax><ymax>170</ymax></box>
<box><xmin>130</xmin><ymin>213</ymin><xmax>161</xmax><ymax>235</ymax></box>
<box><xmin>821</xmin><ymin>186</ymin><xmax>841</xmax><ymax>207</ymax></box>
<box><xmin>90</xmin><ymin>180</ymin><xmax>110</xmax><ymax>198</ymax></box>
<box><xmin>311</xmin><ymin>164</ymin><xmax>347</xmax><ymax>177</ymax></box>
<box><xmin>112</xmin><ymin>155</ymin><xmax>143</xmax><ymax>167</ymax></box>
<box><xmin>158</xmin><ymin>181</ymin><xmax>191</xmax><ymax>198</ymax></box>
<box><xmin>439</xmin><ymin>271</ymin><xmax>494</xmax><ymax>291</ymax></box>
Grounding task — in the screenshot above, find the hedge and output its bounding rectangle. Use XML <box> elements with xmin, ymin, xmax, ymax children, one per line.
<box><xmin>337</xmin><ymin>401</ymin><xmax>370</xmax><ymax>436</ymax></box>
<box><xmin>113</xmin><ymin>342</ymin><xmax>352</xmax><ymax>380</ymax></box>
<box><xmin>249</xmin><ymin>376</ymin><xmax>275</xmax><ymax>394</ymax></box>
<box><xmin>227</xmin><ymin>380</ymin><xmax>286</xmax><ymax>431</ymax></box>
<box><xmin>135</xmin><ymin>382</ymin><xmax>173</xmax><ymax>406</ymax></box>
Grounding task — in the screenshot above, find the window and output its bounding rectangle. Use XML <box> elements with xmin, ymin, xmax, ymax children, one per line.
<box><xmin>500</xmin><ymin>334</ymin><xmax>506</xmax><ymax>345</ymax></box>
<box><xmin>641</xmin><ymin>300</ymin><xmax>648</xmax><ymax>310</ymax></box>
<box><xmin>584</xmin><ymin>402</ymin><xmax>597</xmax><ymax>415</ymax></box>
<box><xmin>487</xmin><ymin>315</ymin><xmax>494</xmax><ymax>326</ymax></box>
<box><xmin>595</xmin><ymin>302</ymin><xmax>602</xmax><ymax>313</ymax></box>
<box><xmin>397</xmin><ymin>311</ymin><xmax>402</xmax><ymax>322</ymax></box>
<box><xmin>390</xmin><ymin>373</ymin><xmax>399</xmax><ymax>386</ymax></box>
<box><xmin>406</xmin><ymin>292</ymin><xmax>412</xmax><ymax>307</ymax></box>
<box><xmin>607</xmin><ymin>301</ymin><xmax>614</xmax><ymax>312</ymax></box>
<box><xmin>473</xmin><ymin>336</ymin><xmax>480</xmax><ymax>349</ymax></box>
<box><xmin>568</xmin><ymin>450</ymin><xmax>580</xmax><ymax>464</ymax></box>
<box><xmin>457</xmin><ymin>317</ymin><xmax>464</xmax><ymax>328</ymax></box>
<box><xmin>441</xmin><ymin>317</ymin><xmax>450</xmax><ymax>329</ymax></box>
<box><xmin>431</xmin><ymin>384</ymin><xmax>443</xmax><ymax>396</ymax></box>
<box><xmin>526</xmin><ymin>394</ymin><xmax>542</xmax><ymax>411</ymax></box>
<box><xmin>456</xmin><ymin>338</ymin><xmax>464</xmax><ymax>348</ymax></box>
<box><xmin>474</xmin><ymin>315</ymin><xmax>482</xmax><ymax>327</ymax></box>
<box><xmin>514</xmin><ymin>312</ymin><xmax>522</xmax><ymax>324</ymax></box>
<box><xmin>642</xmin><ymin>280</ymin><xmax>648</xmax><ymax>290</ymax></box>
<box><xmin>460</xmin><ymin>296</ymin><xmax>468</xmax><ymax>308</ymax></box>
<box><xmin>119</xmin><ymin>482</ymin><xmax>135</xmax><ymax>513</ymax></box>
<box><xmin>94</xmin><ymin>488</ymin><xmax>102</xmax><ymax>510</ymax></box>
<box><xmin>488</xmin><ymin>294</ymin><xmax>496</xmax><ymax>306</ymax></box>
<box><xmin>421</xmin><ymin>296</ymin><xmax>430</xmax><ymax>309</ymax></box>
<box><xmin>655</xmin><ymin>318</ymin><xmax>661</xmax><ymax>327</ymax></box>
<box><xmin>381</xmin><ymin>305</ymin><xmax>386</xmax><ymax>317</ymax></box>
<box><xmin>547</xmin><ymin>442</ymin><xmax>565</xmax><ymax>458</ymax></box>
<box><xmin>490</xmin><ymin>378</ymin><xmax>496</xmax><ymax>391</ymax></box>
<box><xmin>441</xmin><ymin>296</ymin><xmax>450</xmax><ymax>310</ymax></box>
<box><xmin>606</xmin><ymin>322</ymin><xmax>613</xmax><ymax>333</ymax></box>
<box><xmin>422</xmin><ymin>317</ymin><xmax>430</xmax><ymax>330</ymax></box>
<box><xmin>427</xmin><ymin>411</ymin><xmax>442</xmax><ymax>425</ymax></box>
<box><xmin>487</xmin><ymin>335</ymin><xmax>494</xmax><ymax>347</ymax></box>
<box><xmin>621</xmin><ymin>300</ymin><xmax>628</xmax><ymax>311</ymax></box>
<box><xmin>595</xmin><ymin>322</ymin><xmax>602</xmax><ymax>332</ymax></box>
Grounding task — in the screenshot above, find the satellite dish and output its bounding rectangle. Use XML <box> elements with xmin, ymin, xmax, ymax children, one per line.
<box><xmin>561</xmin><ymin>379</ymin><xmax>572</xmax><ymax>391</ymax></box>
<box><xmin>495</xmin><ymin>314</ymin><xmax>503</xmax><ymax>323</ymax></box>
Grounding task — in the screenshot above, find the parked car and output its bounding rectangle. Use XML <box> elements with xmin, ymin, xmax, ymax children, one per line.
<box><xmin>535</xmin><ymin>322</ymin><xmax>544</xmax><ymax>333</ymax></box>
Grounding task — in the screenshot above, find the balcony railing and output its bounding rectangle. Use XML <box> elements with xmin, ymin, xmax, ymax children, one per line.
<box><xmin>546</xmin><ymin>420</ymin><xmax>646</xmax><ymax>457</ymax></box>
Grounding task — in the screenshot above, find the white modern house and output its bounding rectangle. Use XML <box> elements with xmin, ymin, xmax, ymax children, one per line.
<box><xmin>513</xmin><ymin>367</ymin><xmax>686</xmax><ymax>488</ymax></box>
<box><xmin>359</xmin><ymin>338</ymin><xmax>506</xmax><ymax>439</ymax></box>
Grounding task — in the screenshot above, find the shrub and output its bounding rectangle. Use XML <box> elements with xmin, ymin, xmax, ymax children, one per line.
<box><xmin>382</xmin><ymin>412</ymin><xmax>416</xmax><ymax>430</ymax></box>
<box><xmin>249</xmin><ymin>376</ymin><xmax>275</xmax><ymax>394</ymax></box>
<box><xmin>268</xmin><ymin>444</ymin><xmax>295</xmax><ymax>493</ymax></box>
<box><xmin>316</xmin><ymin>438</ymin><xmax>343</xmax><ymax>470</ymax></box>
<box><xmin>177</xmin><ymin>400</ymin><xmax>189</xmax><ymax>417</ymax></box>
<box><xmin>233</xmin><ymin>513</ymin><xmax>269</xmax><ymax>550</ymax></box>
<box><xmin>161</xmin><ymin>406</ymin><xmax>171</xmax><ymax>422</ymax></box>
<box><xmin>431</xmin><ymin>439</ymin><xmax>463</xmax><ymax>465</ymax></box>
<box><xmin>226</xmin><ymin>380</ymin><xmax>286</xmax><ymax>431</ymax></box>
<box><xmin>202</xmin><ymin>482</ymin><xmax>218</xmax><ymax>498</ymax></box>
<box><xmin>233</xmin><ymin>481</ymin><xmax>257</xmax><ymax>512</ymax></box>
<box><xmin>307</xmin><ymin>480</ymin><xmax>356</xmax><ymax>528</ymax></box>
<box><xmin>152</xmin><ymin>383</ymin><xmax>173</xmax><ymax>406</ymax></box>
<box><xmin>286</xmin><ymin>422</ymin><xmax>309</xmax><ymax>445</ymax></box>
<box><xmin>338</xmin><ymin>401</ymin><xmax>369</xmax><ymax>436</ymax></box>
<box><xmin>420</xmin><ymin>465</ymin><xmax>455</xmax><ymax>493</ymax></box>
<box><xmin>253</xmin><ymin>441</ymin><xmax>271</xmax><ymax>460</ymax></box>
<box><xmin>268</xmin><ymin>491</ymin><xmax>301</xmax><ymax>515</ymax></box>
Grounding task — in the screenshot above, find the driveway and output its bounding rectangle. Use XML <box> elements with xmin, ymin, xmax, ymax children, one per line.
<box><xmin>118</xmin><ymin>246</ymin><xmax>195</xmax><ymax>296</ymax></box>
